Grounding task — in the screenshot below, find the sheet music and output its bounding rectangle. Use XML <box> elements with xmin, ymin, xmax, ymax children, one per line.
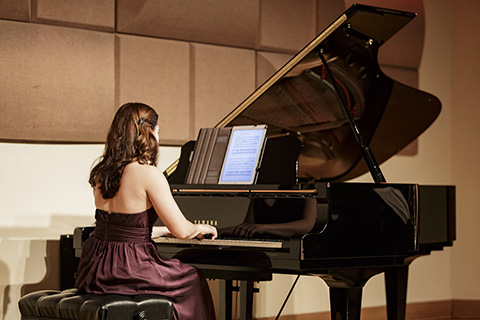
<box><xmin>219</xmin><ymin>126</ymin><xmax>266</xmax><ymax>184</ymax></box>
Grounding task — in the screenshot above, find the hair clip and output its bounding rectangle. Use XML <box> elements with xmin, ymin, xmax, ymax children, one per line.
<box><xmin>137</xmin><ymin>118</ymin><xmax>145</xmax><ymax>125</ymax></box>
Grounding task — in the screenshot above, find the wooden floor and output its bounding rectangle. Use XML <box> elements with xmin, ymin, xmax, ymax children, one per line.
<box><xmin>256</xmin><ymin>299</ymin><xmax>480</xmax><ymax>320</ymax></box>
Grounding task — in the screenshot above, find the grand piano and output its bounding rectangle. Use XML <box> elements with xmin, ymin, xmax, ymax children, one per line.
<box><xmin>69</xmin><ymin>4</ymin><xmax>455</xmax><ymax>320</ymax></box>
<box><xmin>157</xmin><ymin>3</ymin><xmax>455</xmax><ymax>320</ymax></box>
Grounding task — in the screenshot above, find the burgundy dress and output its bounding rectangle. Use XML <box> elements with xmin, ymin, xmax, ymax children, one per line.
<box><xmin>75</xmin><ymin>207</ymin><xmax>216</xmax><ymax>320</ymax></box>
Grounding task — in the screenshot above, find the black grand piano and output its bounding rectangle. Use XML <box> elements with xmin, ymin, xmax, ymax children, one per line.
<box><xmin>157</xmin><ymin>4</ymin><xmax>456</xmax><ymax>320</ymax></box>
<box><xmin>69</xmin><ymin>4</ymin><xmax>455</xmax><ymax>320</ymax></box>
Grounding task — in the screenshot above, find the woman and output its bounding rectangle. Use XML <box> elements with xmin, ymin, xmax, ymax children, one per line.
<box><xmin>75</xmin><ymin>102</ymin><xmax>217</xmax><ymax>320</ymax></box>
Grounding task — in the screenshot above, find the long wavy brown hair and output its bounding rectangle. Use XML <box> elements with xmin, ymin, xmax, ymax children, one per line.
<box><xmin>89</xmin><ymin>102</ymin><xmax>159</xmax><ymax>199</ymax></box>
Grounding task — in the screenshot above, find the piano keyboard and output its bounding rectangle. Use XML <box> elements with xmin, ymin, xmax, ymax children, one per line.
<box><xmin>153</xmin><ymin>237</ymin><xmax>283</xmax><ymax>249</ymax></box>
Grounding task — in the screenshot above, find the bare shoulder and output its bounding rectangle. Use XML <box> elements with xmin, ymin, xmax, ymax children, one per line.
<box><xmin>124</xmin><ymin>162</ymin><xmax>167</xmax><ymax>186</ymax></box>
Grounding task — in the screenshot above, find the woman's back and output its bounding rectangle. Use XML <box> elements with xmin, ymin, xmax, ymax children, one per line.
<box><xmin>94</xmin><ymin>162</ymin><xmax>153</xmax><ymax>214</ymax></box>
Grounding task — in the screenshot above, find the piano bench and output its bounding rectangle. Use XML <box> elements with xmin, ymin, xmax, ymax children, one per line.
<box><xmin>18</xmin><ymin>288</ymin><xmax>175</xmax><ymax>320</ymax></box>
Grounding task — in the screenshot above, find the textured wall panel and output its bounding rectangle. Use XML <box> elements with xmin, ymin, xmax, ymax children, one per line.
<box><xmin>258</xmin><ymin>0</ymin><xmax>316</xmax><ymax>53</ymax></box>
<box><xmin>0</xmin><ymin>0</ymin><xmax>30</xmax><ymax>21</ymax></box>
<box><xmin>32</xmin><ymin>0</ymin><xmax>115</xmax><ymax>31</ymax></box>
<box><xmin>192</xmin><ymin>43</ymin><xmax>256</xmax><ymax>135</ymax></box>
<box><xmin>117</xmin><ymin>35</ymin><xmax>191</xmax><ymax>145</ymax></box>
<box><xmin>345</xmin><ymin>0</ymin><xmax>425</xmax><ymax>69</ymax></box>
<box><xmin>117</xmin><ymin>0</ymin><xmax>259</xmax><ymax>48</ymax></box>
<box><xmin>316</xmin><ymin>0</ymin><xmax>346</xmax><ymax>33</ymax></box>
<box><xmin>256</xmin><ymin>51</ymin><xmax>292</xmax><ymax>87</ymax></box>
<box><xmin>0</xmin><ymin>20</ymin><xmax>114</xmax><ymax>142</ymax></box>
<box><xmin>0</xmin><ymin>0</ymin><xmax>425</xmax><ymax>146</ymax></box>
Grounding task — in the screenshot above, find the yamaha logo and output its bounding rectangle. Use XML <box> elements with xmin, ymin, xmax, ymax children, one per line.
<box><xmin>193</xmin><ymin>220</ymin><xmax>218</xmax><ymax>226</ymax></box>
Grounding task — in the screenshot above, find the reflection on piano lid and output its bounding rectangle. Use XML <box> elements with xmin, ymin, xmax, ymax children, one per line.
<box><xmin>165</xmin><ymin>4</ymin><xmax>441</xmax><ymax>184</ymax></box>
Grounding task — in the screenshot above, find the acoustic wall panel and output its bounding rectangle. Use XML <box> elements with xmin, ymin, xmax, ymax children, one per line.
<box><xmin>192</xmin><ymin>43</ymin><xmax>256</xmax><ymax>136</ymax></box>
<box><xmin>0</xmin><ymin>0</ymin><xmax>30</xmax><ymax>22</ymax></box>
<box><xmin>116</xmin><ymin>0</ymin><xmax>259</xmax><ymax>49</ymax></box>
<box><xmin>256</xmin><ymin>51</ymin><xmax>292</xmax><ymax>87</ymax></box>
<box><xmin>32</xmin><ymin>0</ymin><xmax>115</xmax><ymax>31</ymax></box>
<box><xmin>0</xmin><ymin>0</ymin><xmax>425</xmax><ymax>146</ymax></box>
<box><xmin>117</xmin><ymin>35</ymin><xmax>191</xmax><ymax>145</ymax></box>
<box><xmin>258</xmin><ymin>0</ymin><xmax>317</xmax><ymax>53</ymax></box>
<box><xmin>315</xmin><ymin>0</ymin><xmax>346</xmax><ymax>33</ymax></box>
<box><xmin>0</xmin><ymin>20</ymin><xmax>115</xmax><ymax>142</ymax></box>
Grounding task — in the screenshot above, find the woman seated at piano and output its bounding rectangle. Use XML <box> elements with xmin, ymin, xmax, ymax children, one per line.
<box><xmin>75</xmin><ymin>102</ymin><xmax>217</xmax><ymax>320</ymax></box>
<box><xmin>221</xmin><ymin>196</ymin><xmax>317</xmax><ymax>239</ymax></box>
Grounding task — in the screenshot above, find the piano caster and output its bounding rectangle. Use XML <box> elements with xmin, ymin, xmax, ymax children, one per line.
<box><xmin>219</xmin><ymin>280</ymin><xmax>258</xmax><ymax>320</ymax></box>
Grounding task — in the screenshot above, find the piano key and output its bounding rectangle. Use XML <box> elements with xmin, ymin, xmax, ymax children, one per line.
<box><xmin>153</xmin><ymin>237</ymin><xmax>283</xmax><ymax>249</ymax></box>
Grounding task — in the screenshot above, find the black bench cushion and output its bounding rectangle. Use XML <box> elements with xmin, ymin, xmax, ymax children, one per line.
<box><xmin>19</xmin><ymin>289</ymin><xmax>174</xmax><ymax>320</ymax></box>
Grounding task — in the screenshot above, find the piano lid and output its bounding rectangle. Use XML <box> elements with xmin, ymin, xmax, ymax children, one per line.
<box><xmin>166</xmin><ymin>4</ymin><xmax>441</xmax><ymax>183</ymax></box>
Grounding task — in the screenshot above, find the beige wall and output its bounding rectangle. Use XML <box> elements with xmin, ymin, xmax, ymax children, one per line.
<box><xmin>0</xmin><ymin>144</ymin><xmax>182</xmax><ymax>319</ymax></box>
<box><xmin>450</xmin><ymin>0</ymin><xmax>480</xmax><ymax>299</ymax></box>
<box><xmin>1</xmin><ymin>0</ymin><xmax>479</xmax><ymax>319</ymax></box>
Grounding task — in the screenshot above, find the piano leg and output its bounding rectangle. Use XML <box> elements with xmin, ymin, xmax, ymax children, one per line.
<box><xmin>385</xmin><ymin>266</ymin><xmax>409</xmax><ymax>320</ymax></box>
<box><xmin>329</xmin><ymin>287</ymin><xmax>363</xmax><ymax>320</ymax></box>
<box><xmin>218</xmin><ymin>280</ymin><xmax>255</xmax><ymax>320</ymax></box>
<box><xmin>219</xmin><ymin>280</ymin><xmax>233</xmax><ymax>320</ymax></box>
<box><xmin>239</xmin><ymin>281</ymin><xmax>255</xmax><ymax>320</ymax></box>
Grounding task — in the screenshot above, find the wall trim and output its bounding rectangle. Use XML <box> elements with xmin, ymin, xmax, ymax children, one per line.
<box><xmin>256</xmin><ymin>299</ymin><xmax>480</xmax><ymax>320</ymax></box>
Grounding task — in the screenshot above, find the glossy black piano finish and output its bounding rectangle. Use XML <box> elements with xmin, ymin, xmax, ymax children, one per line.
<box><xmin>167</xmin><ymin>182</ymin><xmax>419</xmax><ymax>261</ymax></box>
<box><xmin>159</xmin><ymin>184</ymin><xmax>456</xmax><ymax>265</ymax></box>
<box><xmin>152</xmin><ymin>182</ymin><xmax>455</xmax><ymax>320</ymax></box>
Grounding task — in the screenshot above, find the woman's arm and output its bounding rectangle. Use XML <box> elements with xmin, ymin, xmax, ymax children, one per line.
<box><xmin>143</xmin><ymin>166</ymin><xmax>217</xmax><ymax>240</ymax></box>
<box><xmin>151</xmin><ymin>226</ymin><xmax>172</xmax><ymax>238</ymax></box>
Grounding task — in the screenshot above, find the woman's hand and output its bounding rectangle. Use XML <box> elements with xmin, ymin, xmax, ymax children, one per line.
<box><xmin>194</xmin><ymin>224</ymin><xmax>218</xmax><ymax>240</ymax></box>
